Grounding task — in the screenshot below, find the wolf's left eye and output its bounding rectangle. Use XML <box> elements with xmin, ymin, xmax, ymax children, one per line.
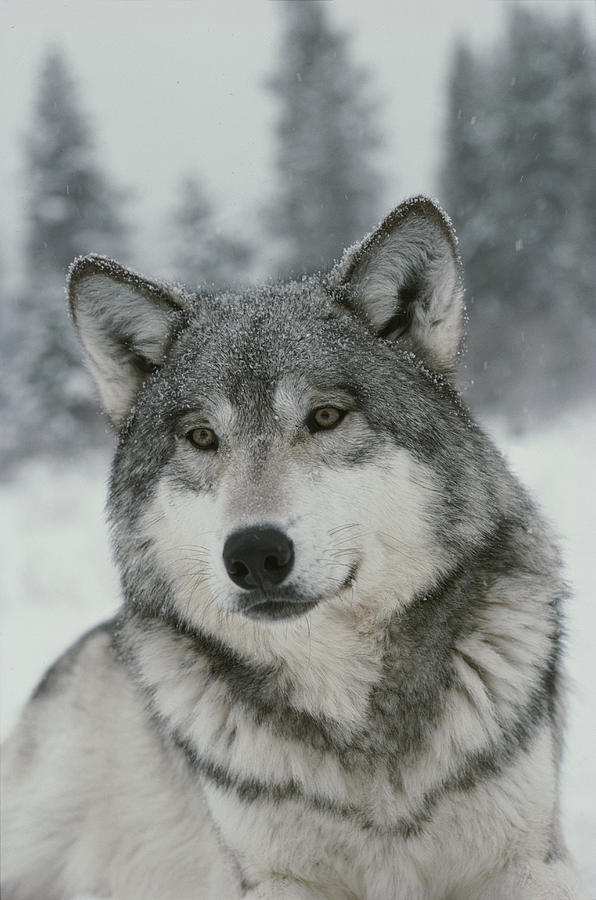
<box><xmin>186</xmin><ymin>427</ymin><xmax>218</xmax><ymax>450</ymax></box>
<box><xmin>307</xmin><ymin>406</ymin><xmax>345</xmax><ymax>432</ymax></box>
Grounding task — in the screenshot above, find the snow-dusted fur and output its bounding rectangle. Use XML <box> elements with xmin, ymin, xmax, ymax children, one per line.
<box><xmin>1</xmin><ymin>198</ymin><xmax>582</xmax><ymax>899</ymax></box>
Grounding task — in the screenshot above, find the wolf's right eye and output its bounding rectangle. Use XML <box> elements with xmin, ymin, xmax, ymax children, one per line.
<box><xmin>186</xmin><ymin>427</ymin><xmax>218</xmax><ymax>450</ymax></box>
<box><xmin>306</xmin><ymin>406</ymin><xmax>345</xmax><ymax>432</ymax></box>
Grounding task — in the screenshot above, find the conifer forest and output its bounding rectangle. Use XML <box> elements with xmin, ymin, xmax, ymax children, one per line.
<box><xmin>1</xmin><ymin>3</ymin><xmax>593</xmax><ymax>462</ymax></box>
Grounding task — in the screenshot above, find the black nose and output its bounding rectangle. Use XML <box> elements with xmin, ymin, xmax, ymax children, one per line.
<box><xmin>223</xmin><ymin>527</ymin><xmax>294</xmax><ymax>591</ymax></box>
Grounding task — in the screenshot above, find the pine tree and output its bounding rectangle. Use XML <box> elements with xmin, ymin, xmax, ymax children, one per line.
<box><xmin>3</xmin><ymin>48</ymin><xmax>129</xmax><ymax>463</ymax></box>
<box><xmin>440</xmin><ymin>9</ymin><xmax>596</xmax><ymax>419</ymax></box>
<box><xmin>553</xmin><ymin>14</ymin><xmax>596</xmax><ymax>323</ymax></box>
<box><xmin>170</xmin><ymin>177</ymin><xmax>253</xmax><ymax>289</ymax></box>
<box><xmin>441</xmin><ymin>43</ymin><xmax>499</xmax><ymax>289</ymax></box>
<box><xmin>266</xmin><ymin>2</ymin><xmax>384</xmax><ymax>277</ymax></box>
<box><xmin>25</xmin><ymin>48</ymin><xmax>127</xmax><ymax>280</ymax></box>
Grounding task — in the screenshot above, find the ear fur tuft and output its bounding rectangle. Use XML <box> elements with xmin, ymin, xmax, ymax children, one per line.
<box><xmin>334</xmin><ymin>196</ymin><xmax>465</xmax><ymax>376</ymax></box>
<box><xmin>68</xmin><ymin>255</ymin><xmax>188</xmax><ymax>428</ymax></box>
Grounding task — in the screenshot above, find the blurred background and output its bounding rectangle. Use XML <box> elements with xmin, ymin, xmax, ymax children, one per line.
<box><xmin>1</xmin><ymin>0</ymin><xmax>595</xmax><ymax>888</ymax></box>
<box><xmin>1</xmin><ymin>0</ymin><xmax>595</xmax><ymax>455</ymax></box>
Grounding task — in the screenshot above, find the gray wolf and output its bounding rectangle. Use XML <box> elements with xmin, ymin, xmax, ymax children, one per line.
<box><xmin>1</xmin><ymin>197</ymin><xmax>582</xmax><ymax>899</ymax></box>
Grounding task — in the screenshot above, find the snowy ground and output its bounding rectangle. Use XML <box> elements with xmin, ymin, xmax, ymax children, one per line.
<box><xmin>1</xmin><ymin>404</ymin><xmax>595</xmax><ymax>891</ymax></box>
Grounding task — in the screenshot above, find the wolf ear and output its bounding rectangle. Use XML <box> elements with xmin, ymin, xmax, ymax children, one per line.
<box><xmin>336</xmin><ymin>196</ymin><xmax>464</xmax><ymax>376</ymax></box>
<box><xmin>68</xmin><ymin>255</ymin><xmax>187</xmax><ymax>428</ymax></box>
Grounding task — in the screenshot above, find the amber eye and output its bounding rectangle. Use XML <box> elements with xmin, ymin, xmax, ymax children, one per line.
<box><xmin>307</xmin><ymin>406</ymin><xmax>345</xmax><ymax>432</ymax></box>
<box><xmin>186</xmin><ymin>426</ymin><xmax>218</xmax><ymax>450</ymax></box>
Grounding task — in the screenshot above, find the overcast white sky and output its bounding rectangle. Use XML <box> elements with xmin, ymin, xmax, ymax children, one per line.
<box><xmin>1</xmin><ymin>0</ymin><xmax>594</xmax><ymax>286</ymax></box>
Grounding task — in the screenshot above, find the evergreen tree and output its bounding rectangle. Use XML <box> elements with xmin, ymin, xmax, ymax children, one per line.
<box><xmin>553</xmin><ymin>13</ymin><xmax>596</xmax><ymax>322</ymax></box>
<box><xmin>266</xmin><ymin>2</ymin><xmax>384</xmax><ymax>277</ymax></box>
<box><xmin>170</xmin><ymin>178</ymin><xmax>253</xmax><ymax>289</ymax></box>
<box><xmin>3</xmin><ymin>48</ymin><xmax>129</xmax><ymax>463</ymax></box>
<box><xmin>440</xmin><ymin>9</ymin><xmax>596</xmax><ymax>419</ymax></box>
<box><xmin>25</xmin><ymin>48</ymin><xmax>127</xmax><ymax>280</ymax></box>
<box><xmin>441</xmin><ymin>43</ymin><xmax>499</xmax><ymax>295</ymax></box>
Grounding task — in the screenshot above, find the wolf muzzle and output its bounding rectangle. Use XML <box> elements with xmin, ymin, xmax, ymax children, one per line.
<box><xmin>223</xmin><ymin>527</ymin><xmax>319</xmax><ymax>620</ymax></box>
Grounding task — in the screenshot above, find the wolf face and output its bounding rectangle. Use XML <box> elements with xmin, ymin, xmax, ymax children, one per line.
<box><xmin>69</xmin><ymin>198</ymin><xmax>509</xmax><ymax>651</ymax></box>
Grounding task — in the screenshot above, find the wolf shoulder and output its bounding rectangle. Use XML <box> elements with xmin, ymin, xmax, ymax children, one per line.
<box><xmin>1</xmin><ymin>620</ymin><xmax>235</xmax><ymax>900</ymax></box>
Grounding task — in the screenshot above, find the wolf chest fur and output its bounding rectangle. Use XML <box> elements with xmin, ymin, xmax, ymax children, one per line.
<box><xmin>1</xmin><ymin>197</ymin><xmax>582</xmax><ymax>899</ymax></box>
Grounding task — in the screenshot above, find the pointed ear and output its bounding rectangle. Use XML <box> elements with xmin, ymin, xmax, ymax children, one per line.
<box><xmin>335</xmin><ymin>196</ymin><xmax>464</xmax><ymax>376</ymax></box>
<box><xmin>68</xmin><ymin>255</ymin><xmax>188</xmax><ymax>427</ymax></box>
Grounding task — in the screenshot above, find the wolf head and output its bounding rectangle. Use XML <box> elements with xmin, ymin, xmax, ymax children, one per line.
<box><xmin>68</xmin><ymin>197</ymin><xmax>507</xmax><ymax>640</ymax></box>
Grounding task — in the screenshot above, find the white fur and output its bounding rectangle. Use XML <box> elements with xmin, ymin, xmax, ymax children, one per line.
<box><xmin>1</xmin><ymin>631</ymin><xmax>237</xmax><ymax>900</ymax></box>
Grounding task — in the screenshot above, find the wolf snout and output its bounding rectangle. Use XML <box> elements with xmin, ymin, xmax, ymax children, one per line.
<box><xmin>223</xmin><ymin>527</ymin><xmax>294</xmax><ymax>591</ymax></box>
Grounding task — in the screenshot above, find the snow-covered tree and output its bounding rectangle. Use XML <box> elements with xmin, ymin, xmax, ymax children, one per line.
<box><xmin>170</xmin><ymin>177</ymin><xmax>253</xmax><ymax>289</ymax></box>
<box><xmin>266</xmin><ymin>2</ymin><xmax>384</xmax><ymax>277</ymax></box>
<box><xmin>440</xmin><ymin>8</ymin><xmax>596</xmax><ymax>419</ymax></box>
<box><xmin>25</xmin><ymin>48</ymin><xmax>127</xmax><ymax>280</ymax></box>
<box><xmin>2</xmin><ymin>48</ymin><xmax>129</xmax><ymax>463</ymax></box>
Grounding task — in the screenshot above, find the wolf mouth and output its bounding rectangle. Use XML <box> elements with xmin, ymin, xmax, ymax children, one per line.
<box><xmin>237</xmin><ymin>566</ymin><xmax>359</xmax><ymax>621</ymax></box>
<box><xmin>240</xmin><ymin>598</ymin><xmax>320</xmax><ymax>621</ymax></box>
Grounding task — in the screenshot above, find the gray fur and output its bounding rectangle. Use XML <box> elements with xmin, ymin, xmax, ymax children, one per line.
<box><xmin>1</xmin><ymin>197</ymin><xmax>582</xmax><ymax>899</ymax></box>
